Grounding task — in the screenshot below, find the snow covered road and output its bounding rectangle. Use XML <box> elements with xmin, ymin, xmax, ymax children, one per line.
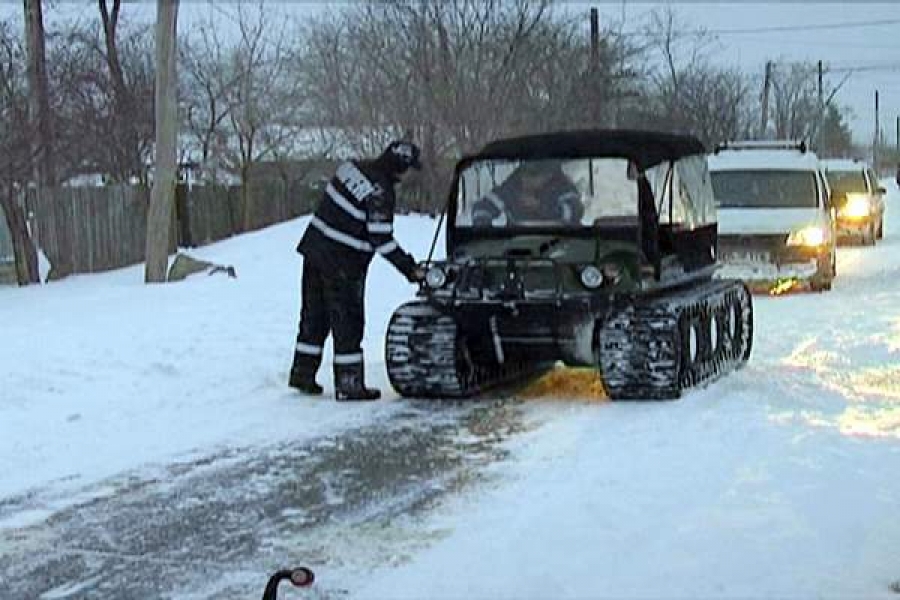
<box><xmin>0</xmin><ymin>402</ymin><xmax>529</xmax><ymax>599</ymax></box>
<box><xmin>1</xmin><ymin>185</ymin><xmax>899</xmax><ymax>598</ymax></box>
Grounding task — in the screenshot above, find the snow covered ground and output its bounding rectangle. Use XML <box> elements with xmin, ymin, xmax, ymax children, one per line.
<box><xmin>2</xmin><ymin>182</ymin><xmax>900</xmax><ymax>598</ymax></box>
<box><xmin>0</xmin><ymin>215</ymin><xmax>440</xmax><ymax>524</ymax></box>
<box><xmin>358</xmin><ymin>182</ymin><xmax>900</xmax><ymax>600</ymax></box>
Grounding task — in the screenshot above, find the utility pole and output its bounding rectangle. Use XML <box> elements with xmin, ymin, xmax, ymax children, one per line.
<box><xmin>816</xmin><ymin>60</ymin><xmax>823</xmax><ymax>149</ymax></box>
<box><xmin>895</xmin><ymin>115</ymin><xmax>899</xmax><ymax>158</ymax></box>
<box><xmin>760</xmin><ymin>61</ymin><xmax>772</xmax><ymax>138</ymax></box>
<box><xmin>144</xmin><ymin>0</ymin><xmax>179</xmax><ymax>283</ymax></box>
<box><xmin>589</xmin><ymin>7</ymin><xmax>601</xmax><ymax>126</ymax></box>
<box><xmin>873</xmin><ymin>90</ymin><xmax>879</xmax><ymax>172</ymax></box>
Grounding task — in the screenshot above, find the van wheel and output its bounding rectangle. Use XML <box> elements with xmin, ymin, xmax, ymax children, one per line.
<box><xmin>810</xmin><ymin>279</ymin><xmax>832</xmax><ymax>292</ymax></box>
<box><xmin>862</xmin><ymin>225</ymin><xmax>876</xmax><ymax>246</ymax></box>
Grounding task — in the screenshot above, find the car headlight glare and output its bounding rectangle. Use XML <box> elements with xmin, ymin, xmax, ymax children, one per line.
<box><xmin>786</xmin><ymin>226</ymin><xmax>827</xmax><ymax>247</ymax></box>
<box><xmin>425</xmin><ymin>266</ymin><xmax>447</xmax><ymax>288</ymax></box>
<box><xmin>839</xmin><ymin>194</ymin><xmax>870</xmax><ymax>219</ymax></box>
<box><xmin>580</xmin><ymin>265</ymin><xmax>604</xmax><ymax>288</ymax></box>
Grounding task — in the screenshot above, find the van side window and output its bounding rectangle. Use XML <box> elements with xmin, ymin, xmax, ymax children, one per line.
<box><xmin>866</xmin><ymin>168</ymin><xmax>879</xmax><ymax>192</ymax></box>
<box><xmin>816</xmin><ymin>171</ymin><xmax>829</xmax><ymax>209</ymax></box>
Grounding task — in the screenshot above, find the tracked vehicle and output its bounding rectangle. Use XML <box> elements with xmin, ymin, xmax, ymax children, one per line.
<box><xmin>386</xmin><ymin>130</ymin><xmax>753</xmax><ymax>400</ymax></box>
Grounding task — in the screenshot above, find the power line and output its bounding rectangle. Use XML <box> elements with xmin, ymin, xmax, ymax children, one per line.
<box><xmin>706</xmin><ymin>17</ymin><xmax>900</xmax><ymax>35</ymax></box>
<box><xmin>619</xmin><ymin>17</ymin><xmax>900</xmax><ymax>39</ymax></box>
<box><xmin>828</xmin><ymin>64</ymin><xmax>900</xmax><ymax>73</ymax></box>
<box><xmin>718</xmin><ymin>36</ymin><xmax>900</xmax><ymax>50</ymax></box>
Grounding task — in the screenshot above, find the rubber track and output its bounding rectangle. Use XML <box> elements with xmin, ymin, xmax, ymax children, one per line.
<box><xmin>597</xmin><ymin>279</ymin><xmax>753</xmax><ymax>400</ymax></box>
<box><xmin>385</xmin><ymin>302</ymin><xmax>549</xmax><ymax>400</ymax></box>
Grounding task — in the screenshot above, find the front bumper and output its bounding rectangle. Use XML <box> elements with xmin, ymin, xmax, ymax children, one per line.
<box><xmin>417</xmin><ymin>258</ymin><xmax>624</xmax><ymax>367</ymax></box>
<box><xmin>717</xmin><ymin>234</ymin><xmax>831</xmax><ymax>286</ymax></box>
<box><xmin>836</xmin><ymin>215</ymin><xmax>874</xmax><ymax>239</ymax></box>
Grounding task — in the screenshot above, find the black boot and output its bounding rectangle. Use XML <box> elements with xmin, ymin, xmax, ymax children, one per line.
<box><xmin>289</xmin><ymin>353</ymin><xmax>323</xmax><ymax>396</ymax></box>
<box><xmin>334</xmin><ymin>362</ymin><xmax>380</xmax><ymax>402</ymax></box>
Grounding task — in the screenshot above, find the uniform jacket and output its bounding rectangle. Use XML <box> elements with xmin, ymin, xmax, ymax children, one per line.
<box><xmin>297</xmin><ymin>159</ymin><xmax>417</xmax><ymax>280</ymax></box>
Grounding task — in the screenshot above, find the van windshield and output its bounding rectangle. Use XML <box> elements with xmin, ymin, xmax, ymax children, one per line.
<box><xmin>825</xmin><ymin>170</ymin><xmax>867</xmax><ymax>197</ymax></box>
<box><xmin>711</xmin><ymin>170</ymin><xmax>818</xmax><ymax>208</ymax></box>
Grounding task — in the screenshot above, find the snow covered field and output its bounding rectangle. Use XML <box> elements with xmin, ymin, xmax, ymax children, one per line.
<box><xmin>0</xmin><ymin>215</ymin><xmax>441</xmax><ymax>511</ymax></box>
<box><xmin>2</xmin><ymin>183</ymin><xmax>900</xmax><ymax>598</ymax></box>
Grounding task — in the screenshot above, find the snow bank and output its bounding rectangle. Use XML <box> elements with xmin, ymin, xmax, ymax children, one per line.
<box><xmin>0</xmin><ymin>214</ymin><xmax>443</xmax><ymax>507</ymax></box>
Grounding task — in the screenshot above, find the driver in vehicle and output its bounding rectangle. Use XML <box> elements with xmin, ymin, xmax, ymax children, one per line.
<box><xmin>472</xmin><ymin>160</ymin><xmax>583</xmax><ymax>226</ymax></box>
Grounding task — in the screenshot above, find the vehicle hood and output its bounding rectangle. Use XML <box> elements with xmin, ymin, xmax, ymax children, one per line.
<box><xmin>717</xmin><ymin>208</ymin><xmax>828</xmax><ymax>235</ymax></box>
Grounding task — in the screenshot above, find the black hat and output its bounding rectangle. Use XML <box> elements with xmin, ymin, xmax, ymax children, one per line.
<box><xmin>381</xmin><ymin>140</ymin><xmax>422</xmax><ymax>173</ymax></box>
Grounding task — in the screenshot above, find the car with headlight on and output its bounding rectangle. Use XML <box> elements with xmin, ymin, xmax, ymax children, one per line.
<box><xmin>383</xmin><ymin>130</ymin><xmax>752</xmax><ymax>401</ymax></box>
<box><xmin>708</xmin><ymin>140</ymin><xmax>836</xmax><ymax>292</ymax></box>
<box><xmin>821</xmin><ymin>158</ymin><xmax>885</xmax><ymax>245</ymax></box>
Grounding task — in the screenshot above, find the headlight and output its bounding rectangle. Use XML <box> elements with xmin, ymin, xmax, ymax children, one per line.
<box><xmin>839</xmin><ymin>194</ymin><xmax>870</xmax><ymax>219</ymax></box>
<box><xmin>786</xmin><ymin>226</ymin><xmax>827</xmax><ymax>247</ymax></box>
<box><xmin>580</xmin><ymin>265</ymin><xmax>604</xmax><ymax>288</ymax></box>
<box><xmin>425</xmin><ymin>266</ymin><xmax>447</xmax><ymax>288</ymax></box>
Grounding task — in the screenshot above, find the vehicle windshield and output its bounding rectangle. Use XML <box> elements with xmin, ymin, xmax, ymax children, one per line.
<box><xmin>455</xmin><ymin>157</ymin><xmax>641</xmax><ymax>229</ymax></box>
<box><xmin>711</xmin><ymin>170</ymin><xmax>818</xmax><ymax>208</ymax></box>
<box><xmin>825</xmin><ymin>170</ymin><xmax>868</xmax><ymax>197</ymax></box>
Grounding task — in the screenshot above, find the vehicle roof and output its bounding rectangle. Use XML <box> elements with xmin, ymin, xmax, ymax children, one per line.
<box><xmin>707</xmin><ymin>148</ymin><xmax>823</xmax><ymax>172</ymax></box>
<box><xmin>820</xmin><ymin>158</ymin><xmax>869</xmax><ymax>172</ymax></box>
<box><xmin>467</xmin><ymin>129</ymin><xmax>706</xmax><ymax>170</ymax></box>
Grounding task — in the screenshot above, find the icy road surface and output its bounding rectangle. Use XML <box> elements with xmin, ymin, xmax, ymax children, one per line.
<box><xmin>1</xmin><ymin>184</ymin><xmax>899</xmax><ymax>598</ymax></box>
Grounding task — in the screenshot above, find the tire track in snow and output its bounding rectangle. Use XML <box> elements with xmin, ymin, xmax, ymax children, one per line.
<box><xmin>0</xmin><ymin>401</ymin><xmax>531</xmax><ymax>600</ymax></box>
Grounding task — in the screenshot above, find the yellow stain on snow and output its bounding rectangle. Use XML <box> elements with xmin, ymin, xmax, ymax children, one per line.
<box><xmin>837</xmin><ymin>406</ymin><xmax>900</xmax><ymax>439</ymax></box>
<box><xmin>849</xmin><ymin>366</ymin><xmax>900</xmax><ymax>400</ymax></box>
<box><xmin>743</xmin><ymin>279</ymin><xmax>805</xmax><ymax>296</ymax></box>
<box><xmin>769</xmin><ymin>278</ymin><xmax>803</xmax><ymax>296</ymax></box>
<box><xmin>516</xmin><ymin>366</ymin><xmax>610</xmax><ymax>402</ymax></box>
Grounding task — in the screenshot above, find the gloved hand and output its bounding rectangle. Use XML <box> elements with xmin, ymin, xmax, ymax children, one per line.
<box><xmin>407</xmin><ymin>266</ymin><xmax>426</xmax><ymax>283</ymax></box>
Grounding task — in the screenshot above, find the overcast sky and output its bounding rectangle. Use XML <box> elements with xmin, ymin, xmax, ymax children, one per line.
<box><xmin>4</xmin><ymin>1</ymin><xmax>899</xmax><ymax>147</ymax></box>
<box><xmin>594</xmin><ymin>2</ymin><xmax>900</xmax><ymax>147</ymax></box>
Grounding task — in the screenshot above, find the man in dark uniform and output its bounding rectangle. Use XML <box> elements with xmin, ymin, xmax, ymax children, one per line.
<box><xmin>290</xmin><ymin>141</ymin><xmax>425</xmax><ymax>401</ymax></box>
<box><xmin>472</xmin><ymin>160</ymin><xmax>583</xmax><ymax>226</ymax></box>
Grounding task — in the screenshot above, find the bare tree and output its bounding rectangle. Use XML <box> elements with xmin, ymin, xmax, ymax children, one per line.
<box><xmin>639</xmin><ymin>7</ymin><xmax>721</xmax><ymax>134</ymax></box>
<box><xmin>178</xmin><ymin>23</ymin><xmax>231</xmax><ymax>182</ymax></box>
<box><xmin>24</xmin><ymin>0</ymin><xmax>54</xmax><ymax>188</ymax></box>
<box><xmin>296</xmin><ymin>0</ymin><xmax>628</xmax><ymax>208</ymax></box>
<box><xmin>769</xmin><ymin>62</ymin><xmax>819</xmax><ymax>140</ymax></box>
<box><xmin>99</xmin><ymin>0</ymin><xmax>143</xmax><ymax>181</ymax></box>
<box><xmin>223</xmin><ymin>2</ymin><xmax>303</xmax><ymax>229</ymax></box>
<box><xmin>145</xmin><ymin>0</ymin><xmax>178</xmax><ymax>283</ymax></box>
<box><xmin>180</xmin><ymin>2</ymin><xmax>303</xmax><ymax>227</ymax></box>
<box><xmin>24</xmin><ymin>0</ymin><xmax>68</xmax><ymax>280</ymax></box>
<box><xmin>0</xmin><ymin>21</ymin><xmax>39</xmax><ymax>285</ymax></box>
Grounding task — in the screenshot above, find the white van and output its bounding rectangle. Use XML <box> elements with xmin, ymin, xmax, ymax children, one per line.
<box><xmin>708</xmin><ymin>140</ymin><xmax>836</xmax><ymax>292</ymax></box>
<box><xmin>821</xmin><ymin>158</ymin><xmax>886</xmax><ymax>245</ymax></box>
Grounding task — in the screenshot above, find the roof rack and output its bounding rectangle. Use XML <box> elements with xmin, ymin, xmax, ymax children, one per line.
<box><xmin>714</xmin><ymin>140</ymin><xmax>807</xmax><ymax>154</ymax></box>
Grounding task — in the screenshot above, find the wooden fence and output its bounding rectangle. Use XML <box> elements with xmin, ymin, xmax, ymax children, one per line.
<box><xmin>15</xmin><ymin>178</ymin><xmax>322</xmax><ymax>278</ymax></box>
<box><xmin>178</xmin><ymin>177</ymin><xmax>322</xmax><ymax>247</ymax></box>
<box><xmin>29</xmin><ymin>185</ymin><xmax>162</xmax><ymax>277</ymax></box>
<box><xmin>0</xmin><ymin>203</ymin><xmax>13</xmax><ymax>261</ymax></box>
<box><xmin>1</xmin><ymin>158</ymin><xmax>453</xmax><ymax>281</ymax></box>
